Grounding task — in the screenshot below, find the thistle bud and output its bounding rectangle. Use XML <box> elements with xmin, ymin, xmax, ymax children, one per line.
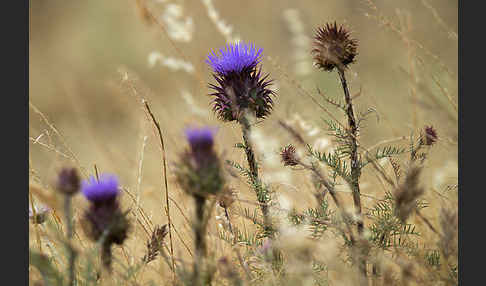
<box><xmin>56</xmin><ymin>167</ymin><xmax>80</xmax><ymax>195</ymax></box>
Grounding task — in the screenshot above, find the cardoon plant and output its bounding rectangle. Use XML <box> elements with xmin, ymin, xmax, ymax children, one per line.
<box><xmin>312</xmin><ymin>21</ymin><xmax>367</xmax><ymax>279</ymax></box>
<box><xmin>175</xmin><ymin>126</ymin><xmax>224</xmax><ymax>285</ymax></box>
<box><xmin>206</xmin><ymin>42</ymin><xmax>276</xmax><ymax>235</ymax></box>
<box><xmin>80</xmin><ymin>173</ymin><xmax>130</xmax><ymax>271</ymax></box>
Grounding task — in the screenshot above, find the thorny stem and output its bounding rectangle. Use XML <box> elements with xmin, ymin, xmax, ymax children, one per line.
<box><xmin>64</xmin><ymin>195</ymin><xmax>77</xmax><ymax>286</ymax></box>
<box><xmin>239</xmin><ymin>116</ymin><xmax>273</xmax><ymax>236</ymax></box>
<box><xmin>193</xmin><ymin>195</ymin><xmax>207</xmax><ymax>286</ymax></box>
<box><xmin>337</xmin><ymin>68</ymin><xmax>366</xmax><ymax>281</ymax></box>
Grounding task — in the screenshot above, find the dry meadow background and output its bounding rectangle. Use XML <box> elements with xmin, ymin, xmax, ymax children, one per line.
<box><xmin>29</xmin><ymin>0</ymin><xmax>458</xmax><ymax>285</ymax></box>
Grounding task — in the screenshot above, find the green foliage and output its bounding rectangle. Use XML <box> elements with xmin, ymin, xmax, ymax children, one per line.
<box><xmin>307</xmin><ymin>144</ymin><xmax>353</xmax><ymax>184</ymax></box>
<box><xmin>226</xmin><ymin>159</ymin><xmax>271</xmax><ymax>207</ymax></box>
<box><xmin>30</xmin><ymin>250</ymin><xmax>64</xmax><ymax>285</ymax></box>
<box><xmin>425</xmin><ymin>249</ymin><xmax>441</xmax><ymax>267</ymax></box>
<box><xmin>368</xmin><ymin>191</ymin><xmax>422</xmax><ymax>252</ymax></box>
<box><xmin>361</xmin><ymin>145</ymin><xmax>407</xmax><ymax>168</ymax></box>
<box><xmin>289</xmin><ymin>200</ymin><xmax>331</xmax><ymax>239</ymax></box>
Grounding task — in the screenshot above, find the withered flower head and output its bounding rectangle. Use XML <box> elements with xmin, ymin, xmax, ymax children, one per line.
<box><xmin>280</xmin><ymin>144</ymin><xmax>299</xmax><ymax>166</ymax></box>
<box><xmin>312</xmin><ymin>21</ymin><xmax>358</xmax><ymax>72</ymax></box>
<box><xmin>395</xmin><ymin>166</ymin><xmax>424</xmax><ymax>223</ymax></box>
<box><xmin>423</xmin><ymin>125</ymin><xmax>438</xmax><ymax>146</ymax></box>
<box><xmin>206</xmin><ymin>42</ymin><xmax>276</xmax><ymax>122</ymax></box>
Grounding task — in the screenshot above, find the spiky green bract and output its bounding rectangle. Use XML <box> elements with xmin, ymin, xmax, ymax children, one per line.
<box><xmin>209</xmin><ymin>66</ymin><xmax>275</xmax><ymax>122</ymax></box>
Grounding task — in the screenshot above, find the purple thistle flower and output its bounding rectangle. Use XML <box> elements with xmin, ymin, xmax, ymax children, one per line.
<box><xmin>184</xmin><ymin>126</ymin><xmax>217</xmax><ymax>152</ymax></box>
<box><xmin>206</xmin><ymin>42</ymin><xmax>276</xmax><ymax>122</ymax></box>
<box><xmin>81</xmin><ymin>174</ymin><xmax>120</xmax><ymax>204</ymax></box>
<box><xmin>175</xmin><ymin>126</ymin><xmax>224</xmax><ymax>196</ymax></box>
<box><xmin>206</xmin><ymin>42</ymin><xmax>263</xmax><ymax>76</ymax></box>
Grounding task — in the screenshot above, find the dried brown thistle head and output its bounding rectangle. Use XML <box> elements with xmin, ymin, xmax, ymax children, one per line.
<box><xmin>422</xmin><ymin>125</ymin><xmax>438</xmax><ymax>146</ymax></box>
<box><xmin>280</xmin><ymin>144</ymin><xmax>299</xmax><ymax>166</ymax></box>
<box><xmin>312</xmin><ymin>21</ymin><xmax>358</xmax><ymax>72</ymax></box>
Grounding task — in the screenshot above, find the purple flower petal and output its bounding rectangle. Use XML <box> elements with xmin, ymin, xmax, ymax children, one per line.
<box><xmin>81</xmin><ymin>174</ymin><xmax>120</xmax><ymax>203</ymax></box>
<box><xmin>206</xmin><ymin>42</ymin><xmax>263</xmax><ymax>75</ymax></box>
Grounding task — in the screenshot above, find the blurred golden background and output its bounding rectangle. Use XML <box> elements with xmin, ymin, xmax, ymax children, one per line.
<box><xmin>29</xmin><ymin>0</ymin><xmax>457</xmax><ymax>281</ymax></box>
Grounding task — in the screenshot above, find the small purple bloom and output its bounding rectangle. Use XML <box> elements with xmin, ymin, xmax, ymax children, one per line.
<box><xmin>81</xmin><ymin>174</ymin><xmax>120</xmax><ymax>203</ymax></box>
<box><xmin>206</xmin><ymin>42</ymin><xmax>263</xmax><ymax>75</ymax></box>
<box><xmin>185</xmin><ymin>127</ymin><xmax>217</xmax><ymax>152</ymax></box>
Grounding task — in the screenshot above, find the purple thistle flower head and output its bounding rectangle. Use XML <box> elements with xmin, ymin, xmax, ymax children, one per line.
<box><xmin>206</xmin><ymin>42</ymin><xmax>263</xmax><ymax>76</ymax></box>
<box><xmin>206</xmin><ymin>42</ymin><xmax>276</xmax><ymax>122</ymax></box>
<box><xmin>184</xmin><ymin>126</ymin><xmax>217</xmax><ymax>152</ymax></box>
<box><xmin>81</xmin><ymin>174</ymin><xmax>120</xmax><ymax>204</ymax></box>
<box><xmin>175</xmin><ymin>126</ymin><xmax>224</xmax><ymax>196</ymax></box>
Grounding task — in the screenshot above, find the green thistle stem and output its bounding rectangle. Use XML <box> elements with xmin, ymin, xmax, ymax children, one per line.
<box><xmin>239</xmin><ymin>115</ymin><xmax>273</xmax><ymax>236</ymax></box>
<box><xmin>193</xmin><ymin>194</ymin><xmax>207</xmax><ymax>286</ymax></box>
<box><xmin>64</xmin><ymin>195</ymin><xmax>77</xmax><ymax>286</ymax></box>
<box><xmin>337</xmin><ymin>68</ymin><xmax>367</xmax><ymax>282</ymax></box>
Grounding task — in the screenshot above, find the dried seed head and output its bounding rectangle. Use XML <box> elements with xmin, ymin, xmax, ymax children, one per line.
<box><xmin>395</xmin><ymin>166</ymin><xmax>424</xmax><ymax>223</ymax></box>
<box><xmin>312</xmin><ymin>22</ymin><xmax>358</xmax><ymax>72</ymax></box>
<box><xmin>280</xmin><ymin>144</ymin><xmax>299</xmax><ymax>166</ymax></box>
<box><xmin>439</xmin><ymin>207</ymin><xmax>458</xmax><ymax>259</ymax></box>
<box><xmin>143</xmin><ymin>224</ymin><xmax>169</xmax><ymax>264</ymax></box>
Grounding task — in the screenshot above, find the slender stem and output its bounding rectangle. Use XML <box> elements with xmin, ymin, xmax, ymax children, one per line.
<box><xmin>64</xmin><ymin>195</ymin><xmax>76</xmax><ymax>286</ymax></box>
<box><xmin>193</xmin><ymin>195</ymin><xmax>207</xmax><ymax>286</ymax></box>
<box><xmin>239</xmin><ymin>116</ymin><xmax>272</xmax><ymax>236</ymax></box>
<box><xmin>144</xmin><ymin>101</ymin><xmax>175</xmax><ymax>276</ymax></box>
<box><xmin>223</xmin><ymin>206</ymin><xmax>233</xmax><ymax>234</ymax></box>
<box><xmin>337</xmin><ymin>68</ymin><xmax>367</xmax><ymax>281</ymax></box>
<box><xmin>337</xmin><ymin>68</ymin><xmax>363</xmax><ymax>234</ymax></box>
